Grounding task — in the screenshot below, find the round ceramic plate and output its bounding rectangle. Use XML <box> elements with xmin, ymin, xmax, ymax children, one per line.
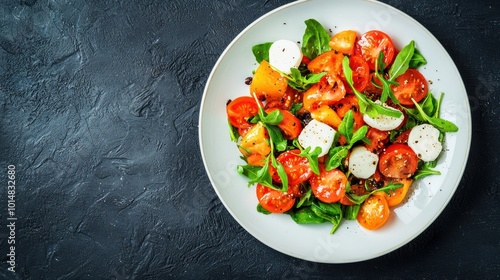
<box><xmin>199</xmin><ymin>0</ymin><xmax>471</xmax><ymax>263</ymax></box>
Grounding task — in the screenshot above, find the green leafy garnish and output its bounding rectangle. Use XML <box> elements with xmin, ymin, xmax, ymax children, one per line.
<box><xmin>301</xmin><ymin>19</ymin><xmax>332</xmax><ymax>60</ymax></box>
<box><xmin>325</xmin><ymin>110</ymin><xmax>369</xmax><ymax>171</ymax></box>
<box><xmin>342</xmin><ymin>56</ymin><xmax>403</xmax><ymax>119</ymax></box>
<box><xmin>347</xmin><ymin>182</ymin><xmax>404</xmax><ymax>205</ymax></box>
<box><xmin>410</xmin><ymin>94</ymin><xmax>458</xmax><ymax>133</ymax></box>
<box><xmin>409</xmin><ymin>48</ymin><xmax>427</xmax><ymax>68</ymax></box>
<box><xmin>252</xmin><ymin>42</ymin><xmax>273</xmax><ymax>63</ymax></box>
<box><xmin>388</xmin><ymin>40</ymin><xmax>415</xmax><ymax>81</ymax></box>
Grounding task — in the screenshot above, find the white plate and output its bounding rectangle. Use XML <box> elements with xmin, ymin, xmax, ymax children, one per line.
<box><xmin>199</xmin><ymin>0</ymin><xmax>471</xmax><ymax>263</ymax></box>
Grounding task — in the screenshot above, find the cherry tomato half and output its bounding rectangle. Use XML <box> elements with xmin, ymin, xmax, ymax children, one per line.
<box><xmin>303</xmin><ymin>74</ymin><xmax>346</xmax><ymax>111</ymax></box>
<box><xmin>256</xmin><ymin>184</ymin><xmax>295</xmax><ymax>213</ymax></box>
<box><xmin>341</xmin><ymin>55</ymin><xmax>370</xmax><ymax>94</ymax></box>
<box><xmin>391</xmin><ymin>68</ymin><xmax>428</xmax><ymax>106</ymax></box>
<box><xmin>364</xmin><ymin>127</ymin><xmax>390</xmax><ymax>153</ymax></box>
<box><xmin>310</xmin><ymin>165</ymin><xmax>347</xmax><ymax>203</ymax></box>
<box><xmin>355</xmin><ymin>30</ymin><xmax>395</xmax><ymax>70</ymax></box>
<box><xmin>357</xmin><ymin>194</ymin><xmax>390</xmax><ymax>230</ymax></box>
<box><xmin>226</xmin><ymin>96</ymin><xmax>259</xmax><ymax>128</ymax></box>
<box><xmin>266</xmin><ymin>109</ymin><xmax>302</xmax><ymax>140</ymax></box>
<box><xmin>270</xmin><ymin>150</ymin><xmax>313</xmax><ymax>185</ymax></box>
<box><xmin>378</xmin><ymin>143</ymin><xmax>418</xmax><ymax>179</ymax></box>
<box><xmin>375</xmin><ymin>178</ymin><xmax>413</xmax><ymax>207</ymax></box>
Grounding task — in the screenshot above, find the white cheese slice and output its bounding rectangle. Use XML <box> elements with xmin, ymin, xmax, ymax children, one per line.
<box><xmin>269</xmin><ymin>39</ymin><xmax>303</xmax><ymax>75</ymax></box>
<box><xmin>362</xmin><ymin>101</ymin><xmax>404</xmax><ymax>131</ymax></box>
<box><xmin>298</xmin><ymin>119</ymin><xmax>336</xmax><ymax>157</ymax></box>
<box><xmin>348</xmin><ymin>146</ymin><xmax>379</xmax><ymax>179</ymax></box>
<box><xmin>408</xmin><ymin>123</ymin><xmax>442</xmax><ymax>162</ymax></box>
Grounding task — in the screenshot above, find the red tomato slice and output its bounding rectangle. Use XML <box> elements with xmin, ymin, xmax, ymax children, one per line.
<box><xmin>355</xmin><ymin>30</ymin><xmax>395</xmax><ymax>70</ymax></box>
<box><xmin>393</xmin><ymin>129</ymin><xmax>411</xmax><ymax>144</ymax></box>
<box><xmin>391</xmin><ymin>68</ymin><xmax>428</xmax><ymax>106</ymax></box>
<box><xmin>310</xmin><ymin>165</ymin><xmax>347</xmax><ymax>203</ymax></box>
<box><xmin>307</xmin><ymin>50</ymin><xmax>344</xmax><ymax>75</ymax></box>
<box><xmin>364</xmin><ymin>127</ymin><xmax>390</xmax><ymax>153</ymax></box>
<box><xmin>378</xmin><ymin>143</ymin><xmax>418</xmax><ymax>179</ymax></box>
<box><xmin>341</xmin><ymin>55</ymin><xmax>370</xmax><ymax>94</ymax></box>
<box><xmin>256</xmin><ymin>184</ymin><xmax>295</xmax><ymax>213</ymax></box>
<box><xmin>226</xmin><ymin>96</ymin><xmax>259</xmax><ymax>128</ymax></box>
<box><xmin>270</xmin><ymin>150</ymin><xmax>313</xmax><ymax>185</ymax></box>
<box><xmin>266</xmin><ymin>109</ymin><xmax>302</xmax><ymax>140</ymax></box>
<box><xmin>303</xmin><ymin>74</ymin><xmax>346</xmax><ymax>111</ymax></box>
<box><xmin>357</xmin><ymin>194</ymin><xmax>390</xmax><ymax>230</ymax></box>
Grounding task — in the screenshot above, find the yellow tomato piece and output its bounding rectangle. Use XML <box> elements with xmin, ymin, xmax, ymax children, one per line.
<box><xmin>250</xmin><ymin>60</ymin><xmax>288</xmax><ymax>102</ymax></box>
<box><xmin>238</xmin><ymin>123</ymin><xmax>271</xmax><ymax>157</ymax></box>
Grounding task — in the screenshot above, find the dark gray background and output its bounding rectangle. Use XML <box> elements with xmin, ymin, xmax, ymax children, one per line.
<box><xmin>0</xmin><ymin>0</ymin><xmax>499</xmax><ymax>279</ymax></box>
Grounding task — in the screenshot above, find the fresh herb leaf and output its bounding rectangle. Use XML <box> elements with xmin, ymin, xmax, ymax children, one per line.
<box><xmin>301</xmin><ymin>19</ymin><xmax>332</xmax><ymax>60</ymax></box>
<box><xmin>296</xmin><ymin>187</ymin><xmax>313</xmax><ymax>208</ymax></box>
<box><xmin>252</xmin><ymin>42</ymin><xmax>273</xmax><ymax>63</ymax></box>
<box><xmin>342</xmin><ymin>56</ymin><xmax>403</xmax><ymax>119</ymax></box>
<box><xmin>298</xmin><ymin>146</ymin><xmax>322</xmax><ymax>175</ymax></box>
<box><xmin>258</xmin><ymin>108</ymin><xmax>283</xmax><ymax>125</ymax></box>
<box><xmin>343</xmin><ymin>204</ymin><xmax>361</xmax><ymax>220</ymax></box>
<box><xmin>375</xmin><ymin>52</ymin><xmax>400</xmax><ymax>104</ymax></box>
<box><xmin>265</xmin><ymin>124</ymin><xmax>287</xmax><ymax>152</ymax></box>
<box><xmin>284</xmin><ymin>68</ymin><xmax>326</xmax><ymax>92</ymax></box>
<box><xmin>290</xmin><ymin>103</ymin><xmax>303</xmax><ymax>115</ymax></box>
<box><xmin>414</xmin><ymin>161</ymin><xmax>441</xmax><ymax>180</ymax></box>
<box><xmin>409</xmin><ymin>48</ymin><xmax>427</xmax><ymax>69</ymax></box>
<box><xmin>338</xmin><ymin>110</ymin><xmax>355</xmax><ymax>144</ymax></box>
<box><xmin>347</xmin><ymin>182</ymin><xmax>404</xmax><ymax>204</ymax></box>
<box><xmin>228</xmin><ymin>119</ymin><xmax>239</xmax><ymax>142</ymax></box>
<box><xmin>325</xmin><ymin>146</ymin><xmax>349</xmax><ymax>171</ymax></box>
<box><xmin>271</xmin><ymin>154</ymin><xmax>288</xmax><ymax>192</ymax></box>
<box><xmin>351</xmin><ymin>125</ymin><xmax>369</xmax><ymax>146</ymax></box>
<box><xmin>290</xmin><ymin>207</ymin><xmax>325</xmax><ymax>224</ymax></box>
<box><xmin>412</xmin><ymin>97</ymin><xmax>458</xmax><ymax>132</ymax></box>
<box><xmin>310</xmin><ymin>202</ymin><xmax>343</xmax><ymax>234</ymax></box>
<box><xmin>257</xmin><ymin>204</ymin><xmax>271</xmax><ymax>215</ymax></box>
<box><xmin>237</xmin><ymin>161</ymin><xmax>274</xmax><ymax>189</ymax></box>
<box><xmin>388</xmin><ymin>40</ymin><xmax>415</xmax><ymax>81</ymax></box>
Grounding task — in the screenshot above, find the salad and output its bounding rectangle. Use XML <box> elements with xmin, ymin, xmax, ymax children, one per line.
<box><xmin>225</xmin><ymin>19</ymin><xmax>458</xmax><ymax>234</ymax></box>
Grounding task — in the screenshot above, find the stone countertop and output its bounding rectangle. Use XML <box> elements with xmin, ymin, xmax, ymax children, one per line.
<box><xmin>0</xmin><ymin>0</ymin><xmax>499</xmax><ymax>278</ymax></box>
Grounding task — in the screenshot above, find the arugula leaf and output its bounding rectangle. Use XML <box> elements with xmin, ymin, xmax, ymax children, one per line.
<box><xmin>289</xmin><ymin>103</ymin><xmax>303</xmax><ymax>115</ymax></box>
<box><xmin>347</xmin><ymin>182</ymin><xmax>404</xmax><ymax>205</ymax></box>
<box><xmin>324</xmin><ymin>110</ymin><xmax>368</xmax><ymax>171</ymax></box>
<box><xmin>228</xmin><ymin>119</ymin><xmax>239</xmax><ymax>142</ymax></box>
<box><xmin>296</xmin><ymin>187</ymin><xmax>313</xmax><ymax>208</ymax></box>
<box><xmin>290</xmin><ymin>207</ymin><xmax>325</xmax><ymax>224</ymax></box>
<box><xmin>298</xmin><ymin>146</ymin><xmax>322</xmax><ymax>175</ymax></box>
<box><xmin>343</xmin><ymin>204</ymin><xmax>361</xmax><ymax>220</ymax></box>
<box><xmin>409</xmin><ymin>48</ymin><xmax>427</xmax><ymax>69</ymax></box>
<box><xmin>414</xmin><ymin>161</ymin><xmax>441</xmax><ymax>180</ymax></box>
<box><xmin>342</xmin><ymin>56</ymin><xmax>403</xmax><ymax>119</ymax></box>
<box><xmin>284</xmin><ymin>68</ymin><xmax>326</xmax><ymax>92</ymax></box>
<box><xmin>338</xmin><ymin>110</ymin><xmax>355</xmax><ymax>143</ymax></box>
<box><xmin>375</xmin><ymin>52</ymin><xmax>400</xmax><ymax>104</ymax></box>
<box><xmin>257</xmin><ymin>204</ymin><xmax>271</xmax><ymax>215</ymax></box>
<box><xmin>271</xmin><ymin>154</ymin><xmax>288</xmax><ymax>191</ymax></box>
<box><xmin>252</xmin><ymin>42</ymin><xmax>273</xmax><ymax>63</ymax></box>
<box><xmin>301</xmin><ymin>19</ymin><xmax>332</xmax><ymax>59</ymax></box>
<box><xmin>412</xmin><ymin>97</ymin><xmax>458</xmax><ymax>132</ymax></box>
<box><xmin>310</xmin><ymin>202</ymin><xmax>343</xmax><ymax>234</ymax></box>
<box><xmin>237</xmin><ymin>161</ymin><xmax>274</xmax><ymax>189</ymax></box>
<box><xmin>388</xmin><ymin>40</ymin><xmax>415</xmax><ymax>81</ymax></box>
<box><xmin>325</xmin><ymin>146</ymin><xmax>349</xmax><ymax>171</ymax></box>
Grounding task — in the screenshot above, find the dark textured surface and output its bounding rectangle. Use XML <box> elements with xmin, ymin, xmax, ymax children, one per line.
<box><xmin>0</xmin><ymin>0</ymin><xmax>499</xmax><ymax>278</ymax></box>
